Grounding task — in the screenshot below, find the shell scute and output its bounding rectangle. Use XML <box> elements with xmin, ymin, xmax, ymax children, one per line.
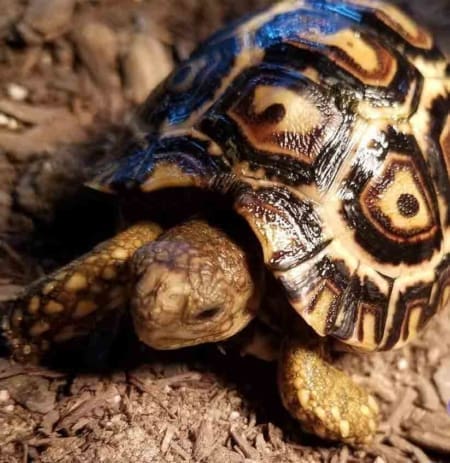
<box><xmin>91</xmin><ymin>0</ymin><xmax>449</xmax><ymax>350</ymax></box>
<box><xmin>200</xmin><ymin>64</ymin><xmax>351</xmax><ymax>190</ymax></box>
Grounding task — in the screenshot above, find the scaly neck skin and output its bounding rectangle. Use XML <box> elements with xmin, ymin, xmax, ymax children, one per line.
<box><xmin>2</xmin><ymin>222</ymin><xmax>162</xmax><ymax>363</ymax></box>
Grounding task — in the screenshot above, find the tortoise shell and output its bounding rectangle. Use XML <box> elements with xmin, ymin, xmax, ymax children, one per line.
<box><xmin>93</xmin><ymin>0</ymin><xmax>450</xmax><ymax>352</ymax></box>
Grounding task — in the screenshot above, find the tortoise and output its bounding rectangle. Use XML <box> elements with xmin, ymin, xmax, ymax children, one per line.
<box><xmin>1</xmin><ymin>0</ymin><xmax>449</xmax><ymax>445</ymax></box>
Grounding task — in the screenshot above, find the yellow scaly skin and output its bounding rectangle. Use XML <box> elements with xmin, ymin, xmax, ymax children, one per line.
<box><xmin>279</xmin><ymin>338</ymin><xmax>379</xmax><ymax>444</ymax></box>
<box><xmin>2</xmin><ymin>222</ymin><xmax>162</xmax><ymax>362</ymax></box>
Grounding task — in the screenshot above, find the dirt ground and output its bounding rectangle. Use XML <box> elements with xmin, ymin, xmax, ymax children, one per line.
<box><xmin>0</xmin><ymin>1</ymin><xmax>449</xmax><ymax>462</ymax></box>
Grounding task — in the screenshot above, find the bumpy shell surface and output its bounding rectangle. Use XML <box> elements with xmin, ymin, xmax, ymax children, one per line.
<box><xmin>92</xmin><ymin>0</ymin><xmax>450</xmax><ymax>351</ymax></box>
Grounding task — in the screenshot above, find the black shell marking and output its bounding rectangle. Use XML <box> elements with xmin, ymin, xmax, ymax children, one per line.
<box><xmin>92</xmin><ymin>0</ymin><xmax>449</xmax><ymax>351</ymax></box>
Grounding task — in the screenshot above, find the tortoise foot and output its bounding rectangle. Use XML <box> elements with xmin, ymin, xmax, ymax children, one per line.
<box><xmin>278</xmin><ymin>337</ymin><xmax>379</xmax><ymax>445</ymax></box>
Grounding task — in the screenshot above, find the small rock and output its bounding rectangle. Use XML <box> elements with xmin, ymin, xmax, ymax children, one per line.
<box><xmin>3</xmin><ymin>375</ymin><xmax>56</xmax><ymax>414</ymax></box>
<box><xmin>397</xmin><ymin>358</ymin><xmax>409</xmax><ymax>371</ymax></box>
<box><xmin>6</xmin><ymin>83</ymin><xmax>28</xmax><ymax>101</ymax></box>
<box><xmin>0</xmin><ymin>113</ymin><xmax>20</xmax><ymax>130</ymax></box>
<box><xmin>229</xmin><ymin>411</ymin><xmax>240</xmax><ymax>420</ymax></box>
<box><xmin>0</xmin><ymin>389</ymin><xmax>10</xmax><ymax>402</ymax></box>
<box><xmin>109</xmin><ymin>394</ymin><xmax>122</xmax><ymax>406</ymax></box>
<box><xmin>434</xmin><ymin>358</ymin><xmax>450</xmax><ymax>405</ymax></box>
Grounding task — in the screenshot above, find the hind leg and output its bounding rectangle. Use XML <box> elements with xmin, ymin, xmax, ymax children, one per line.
<box><xmin>278</xmin><ymin>337</ymin><xmax>379</xmax><ymax>445</ymax></box>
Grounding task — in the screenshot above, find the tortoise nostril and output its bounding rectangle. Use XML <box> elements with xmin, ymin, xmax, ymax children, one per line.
<box><xmin>194</xmin><ymin>307</ymin><xmax>222</xmax><ymax>320</ymax></box>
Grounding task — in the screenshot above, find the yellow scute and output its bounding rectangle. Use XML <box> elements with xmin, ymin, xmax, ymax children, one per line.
<box><xmin>253</xmin><ymin>85</ymin><xmax>322</xmax><ymax>135</ymax></box>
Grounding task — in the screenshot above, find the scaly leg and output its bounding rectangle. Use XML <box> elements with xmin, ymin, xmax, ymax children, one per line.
<box><xmin>278</xmin><ymin>337</ymin><xmax>379</xmax><ymax>445</ymax></box>
<box><xmin>2</xmin><ymin>222</ymin><xmax>162</xmax><ymax>362</ymax></box>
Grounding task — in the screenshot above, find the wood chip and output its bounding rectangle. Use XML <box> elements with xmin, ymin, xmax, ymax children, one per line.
<box><xmin>254</xmin><ymin>433</ymin><xmax>267</xmax><ymax>454</ymax></box>
<box><xmin>371</xmin><ymin>443</ymin><xmax>411</xmax><ymax>463</ymax></box>
<box><xmin>56</xmin><ymin>387</ymin><xmax>118</xmax><ymax>431</ymax></box>
<box><xmin>415</xmin><ymin>375</ymin><xmax>442</xmax><ymax>411</ymax></box>
<box><xmin>122</xmin><ymin>33</ymin><xmax>173</xmax><ymax>104</ymax></box>
<box><xmin>267</xmin><ymin>423</ymin><xmax>284</xmax><ymax>450</ymax></box>
<box><xmin>2</xmin><ymin>375</ymin><xmax>55</xmax><ymax>414</ymax></box>
<box><xmin>128</xmin><ymin>374</ymin><xmax>176</xmax><ymax>418</ymax></box>
<box><xmin>230</xmin><ymin>427</ymin><xmax>259</xmax><ymax>460</ymax></box>
<box><xmin>0</xmin><ymin>102</ymin><xmax>86</xmax><ymax>159</ymax></box>
<box><xmin>160</xmin><ymin>424</ymin><xmax>176</xmax><ymax>454</ymax></box>
<box><xmin>388</xmin><ymin>387</ymin><xmax>418</xmax><ymax>431</ymax></box>
<box><xmin>170</xmin><ymin>441</ymin><xmax>191</xmax><ymax>461</ymax></box>
<box><xmin>406</xmin><ymin>429</ymin><xmax>450</xmax><ymax>454</ymax></box>
<box><xmin>40</xmin><ymin>409</ymin><xmax>60</xmax><ymax>436</ymax></box>
<box><xmin>433</xmin><ymin>357</ymin><xmax>450</xmax><ymax>405</ymax></box>
<box><xmin>22</xmin><ymin>0</ymin><xmax>76</xmax><ymax>38</ymax></box>
<box><xmin>339</xmin><ymin>445</ymin><xmax>349</xmax><ymax>463</ymax></box>
<box><xmin>154</xmin><ymin>372</ymin><xmax>203</xmax><ymax>388</ymax></box>
<box><xmin>72</xmin><ymin>19</ymin><xmax>121</xmax><ymax>116</ymax></box>
<box><xmin>388</xmin><ymin>434</ymin><xmax>430</xmax><ymax>463</ymax></box>
<box><xmin>193</xmin><ymin>417</ymin><xmax>216</xmax><ymax>461</ymax></box>
<box><xmin>356</xmin><ymin>373</ymin><xmax>397</xmax><ymax>403</ymax></box>
<box><xmin>207</xmin><ymin>446</ymin><xmax>244</xmax><ymax>463</ymax></box>
<box><xmin>0</xmin><ymin>99</ymin><xmax>82</xmax><ymax>127</ymax></box>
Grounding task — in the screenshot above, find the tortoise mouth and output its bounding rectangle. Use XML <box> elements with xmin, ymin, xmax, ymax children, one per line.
<box><xmin>131</xmin><ymin>314</ymin><xmax>247</xmax><ymax>350</ymax></box>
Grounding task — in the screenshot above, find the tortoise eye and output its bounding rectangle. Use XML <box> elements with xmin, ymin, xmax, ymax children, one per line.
<box><xmin>194</xmin><ymin>307</ymin><xmax>222</xmax><ymax>320</ymax></box>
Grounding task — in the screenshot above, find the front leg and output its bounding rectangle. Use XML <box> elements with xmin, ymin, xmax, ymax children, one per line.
<box><xmin>278</xmin><ymin>337</ymin><xmax>379</xmax><ymax>445</ymax></box>
<box><xmin>1</xmin><ymin>222</ymin><xmax>162</xmax><ymax>362</ymax></box>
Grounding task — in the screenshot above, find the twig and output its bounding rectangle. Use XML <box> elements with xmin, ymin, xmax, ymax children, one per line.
<box><xmin>128</xmin><ymin>374</ymin><xmax>176</xmax><ymax>418</ymax></box>
<box><xmin>229</xmin><ymin>427</ymin><xmax>258</xmax><ymax>459</ymax></box>
<box><xmin>170</xmin><ymin>441</ymin><xmax>191</xmax><ymax>461</ymax></box>
<box><xmin>0</xmin><ymin>240</ymin><xmax>28</xmax><ymax>273</ymax></box>
<box><xmin>388</xmin><ymin>387</ymin><xmax>418</xmax><ymax>431</ymax></box>
<box><xmin>56</xmin><ymin>387</ymin><xmax>118</xmax><ymax>431</ymax></box>
<box><xmin>415</xmin><ymin>376</ymin><xmax>441</xmax><ymax>411</ymax></box>
<box><xmin>406</xmin><ymin>429</ymin><xmax>450</xmax><ymax>454</ymax></box>
<box><xmin>154</xmin><ymin>372</ymin><xmax>203</xmax><ymax>388</ymax></box>
<box><xmin>161</xmin><ymin>425</ymin><xmax>176</xmax><ymax>454</ymax></box>
<box><xmin>388</xmin><ymin>434</ymin><xmax>431</xmax><ymax>463</ymax></box>
<box><xmin>370</xmin><ymin>443</ymin><xmax>411</xmax><ymax>463</ymax></box>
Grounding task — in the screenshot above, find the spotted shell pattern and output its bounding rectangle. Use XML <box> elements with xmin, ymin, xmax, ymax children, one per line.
<box><xmin>94</xmin><ymin>0</ymin><xmax>450</xmax><ymax>351</ymax></box>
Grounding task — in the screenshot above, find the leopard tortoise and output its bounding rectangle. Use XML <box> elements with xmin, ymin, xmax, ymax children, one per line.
<box><xmin>2</xmin><ymin>0</ymin><xmax>449</xmax><ymax>445</ymax></box>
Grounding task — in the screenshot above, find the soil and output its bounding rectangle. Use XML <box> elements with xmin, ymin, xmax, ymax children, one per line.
<box><xmin>0</xmin><ymin>1</ymin><xmax>449</xmax><ymax>462</ymax></box>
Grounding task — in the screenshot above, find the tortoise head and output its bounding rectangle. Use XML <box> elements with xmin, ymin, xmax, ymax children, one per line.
<box><xmin>129</xmin><ymin>220</ymin><xmax>261</xmax><ymax>349</ymax></box>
